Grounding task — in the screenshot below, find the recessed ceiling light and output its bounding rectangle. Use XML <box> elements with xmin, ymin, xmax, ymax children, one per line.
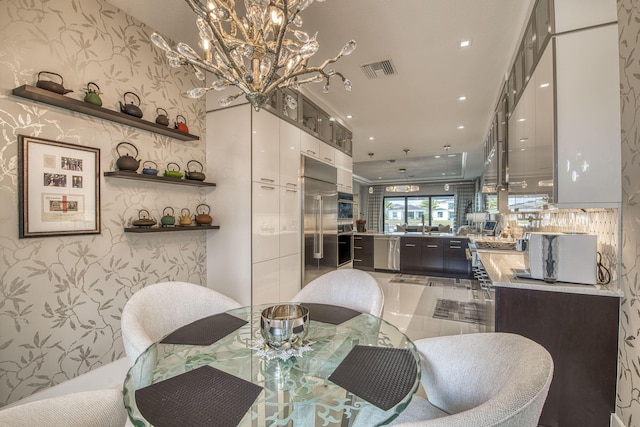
<box><xmin>369</xmin><ymin>136</ymin><xmax>374</xmax><ymax>140</ymax></box>
<box><xmin>442</xmin><ymin>173</ymin><xmax>446</xmax><ymax>176</ymax></box>
<box><xmin>448</xmin><ymin>154</ymin><xmax>457</xmax><ymax>157</ymax></box>
<box><xmin>434</xmin><ymin>155</ymin><xmax>441</xmax><ymax>158</ymax></box>
<box><xmin>539</xmin><ymin>83</ymin><xmax>550</xmax><ymax>88</ymax></box>
<box><xmin>517</xmin><ymin>118</ymin><xmax>526</xmax><ymax>122</ymax></box>
<box><xmin>378</xmin><ymin>177</ymin><xmax>382</xmax><ymax>179</ymax></box>
<box><xmin>457</xmin><ymin>125</ymin><xmax>465</xmax><ymax>129</ymax></box>
<box><xmin>459</xmin><ymin>40</ymin><xmax>471</xmax><ymax>48</ymax></box>
<box><xmin>458</xmin><ymin>96</ymin><xmax>467</xmax><ymax>101</ymax></box>
<box><xmin>329</xmin><ymin>117</ymin><xmax>336</xmax><ymax>122</ymax></box>
<box><xmin>519</xmin><ymin>138</ymin><xmax>529</xmax><ymax>142</ymax></box>
<box><xmin>521</xmin><ymin>148</ymin><xmax>526</xmax><ymax>151</ymax></box>
<box><xmin>346</xmin><ymin>114</ymin><xmax>353</xmax><ymax>119</ymax></box>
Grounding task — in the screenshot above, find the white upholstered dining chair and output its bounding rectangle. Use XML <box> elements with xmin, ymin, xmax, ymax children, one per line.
<box><xmin>0</xmin><ymin>388</ymin><xmax>127</xmax><ymax>427</ymax></box>
<box><xmin>390</xmin><ymin>332</ymin><xmax>553</xmax><ymax>427</ymax></box>
<box><xmin>292</xmin><ymin>269</ymin><xmax>385</xmax><ymax>317</ymax></box>
<box><xmin>120</xmin><ymin>281</ymin><xmax>242</xmax><ymax>365</ymax></box>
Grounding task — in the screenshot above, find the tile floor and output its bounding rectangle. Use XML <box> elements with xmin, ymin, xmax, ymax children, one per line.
<box><xmin>370</xmin><ymin>271</ymin><xmax>494</xmax><ymax>342</ymax></box>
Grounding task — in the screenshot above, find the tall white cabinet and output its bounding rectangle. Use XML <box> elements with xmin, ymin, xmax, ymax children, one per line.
<box><xmin>206</xmin><ymin>104</ymin><xmax>301</xmax><ymax>306</ymax></box>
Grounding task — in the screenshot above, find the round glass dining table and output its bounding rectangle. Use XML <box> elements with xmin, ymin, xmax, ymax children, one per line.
<box><xmin>123</xmin><ymin>304</ymin><xmax>421</xmax><ymax>426</ymax></box>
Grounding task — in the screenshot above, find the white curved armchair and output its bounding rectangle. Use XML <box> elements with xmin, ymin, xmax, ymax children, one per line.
<box><xmin>293</xmin><ymin>269</ymin><xmax>384</xmax><ymax>317</ymax></box>
<box><xmin>391</xmin><ymin>333</ymin><xmax>553</xmax><ymax>427</ymax></box>
<box><xmin>0</xmin><ymin>388</ymin><xmax>126</xmax><ymax>427</ymax></box>
<box><xmin>121</xmin><ymin>281</ymin><xmax>242</xmax><ymax>365</ymax></box>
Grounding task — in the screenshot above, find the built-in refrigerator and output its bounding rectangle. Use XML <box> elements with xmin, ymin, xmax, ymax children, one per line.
<box><xmin>301</xmin><ymin>156</ymin><xmax>338</xmax><ymax>285</ymax></box>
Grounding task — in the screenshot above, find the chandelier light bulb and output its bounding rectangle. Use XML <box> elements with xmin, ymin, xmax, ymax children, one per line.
<box><xmin>153</xmin><ymin>0</ymin><xmax>355</xmax><ymax>111</ymax></box>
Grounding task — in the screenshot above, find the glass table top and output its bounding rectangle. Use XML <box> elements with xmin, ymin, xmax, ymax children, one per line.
<box><xmin>123</xmin><ymin>304</ymin><xmax>421</xmax><ymax>426</ymax></box>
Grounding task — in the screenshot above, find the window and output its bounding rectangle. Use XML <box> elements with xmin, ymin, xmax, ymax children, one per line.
<box><xmin>384</xmin><ymin>195</ymin><xmax>455</xmax><ymax>232</ymax></box>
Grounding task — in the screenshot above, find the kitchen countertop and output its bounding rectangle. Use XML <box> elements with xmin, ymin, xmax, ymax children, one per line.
<box><xmin>477</xmin><ymin>250</ymin><xmax>621</xmax><ymax>297</ymax></box>
<box><xmin>353</xmin><ymin>231</ymin><xmax>460</xmax><ymax>238</ymax></box>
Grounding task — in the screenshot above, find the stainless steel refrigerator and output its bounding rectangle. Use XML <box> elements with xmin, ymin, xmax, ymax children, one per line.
<box><xmin>301</xmin><ymin>156</ymin><xmax>338</xmax><ymax>285</ymax></box>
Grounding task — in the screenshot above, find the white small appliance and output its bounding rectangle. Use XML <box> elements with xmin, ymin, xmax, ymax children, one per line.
<box><xmin>526</xmin><ymin>232</ymin><xmax>597</xmax><ymax>285</ymax></box>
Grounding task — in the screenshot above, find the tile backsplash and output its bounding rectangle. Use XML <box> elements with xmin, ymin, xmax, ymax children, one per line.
<box><xmin>504</xmin><ymin>208</ymin><xmax>619</xmax><ymax>285</ymax></box>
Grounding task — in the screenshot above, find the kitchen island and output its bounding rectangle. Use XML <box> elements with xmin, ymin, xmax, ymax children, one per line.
<box><xmin>477</xmin><ymin>249</ymin><xmax>621</xmax><ymax>427</ymax></box>
<box><xmin>353</xmin><ymin>232</ymin><xmax>472</xmax><ymax>278</ymax></box>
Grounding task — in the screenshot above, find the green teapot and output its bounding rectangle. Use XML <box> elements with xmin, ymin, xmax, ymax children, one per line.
<box><xmin>161</xmin><ymin>207</ymin><xmax>175</xmax><ymax>227</ymax></box>
<box><xmin>163</xmin><ymin>162</ymin><xmax>183</xmax><ymax>179</ymax></box>
<box><xmin>83</xmin><ymin>82</ymin><xmax>102</xmax><ymax>107</ymax></box>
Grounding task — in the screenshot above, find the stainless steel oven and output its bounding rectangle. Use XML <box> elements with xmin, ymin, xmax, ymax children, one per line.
<box><xmin>337</xmin><ymin>223</ymin><xmax>353</xmax><ymax>267</ymax></box>
<box><xmin>337</xmin><ymin>192</ymin><xmax>354</xmax><ymax>221</ymax></box>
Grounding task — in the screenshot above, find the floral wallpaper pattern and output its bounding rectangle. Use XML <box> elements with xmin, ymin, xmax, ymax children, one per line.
<box><xmin>0</xmin><ymin>0</ymin><xmax>207</xmax><ymax>405</ymax></box>
<box><xmin>617</xmin><ymin>0</ymin><xmax>640</xmax><ymax>425</ymax></box>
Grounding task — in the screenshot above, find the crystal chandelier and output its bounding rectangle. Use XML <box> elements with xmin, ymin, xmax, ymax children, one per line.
<box><xmin>150</xmin><ymin>0</ymin><xmax>357</xmax><ymax>111</ymax></box>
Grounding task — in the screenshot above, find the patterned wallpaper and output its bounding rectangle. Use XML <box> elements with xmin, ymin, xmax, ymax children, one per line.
<box><xmin>0</xmin><ymin>0</ymin><xmax>206</xmax><ymax>406</ymax></box>
<box><xmin>616</xmin><ymin>0</ymin><xmax>640</xmax><ymax>424</ymax></box>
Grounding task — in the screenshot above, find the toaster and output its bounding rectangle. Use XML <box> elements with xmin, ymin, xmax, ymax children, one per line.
<box><xmin>526</xmin><ymin>232</ymin><xmax>597</xmax><ymax>285</ymax></box>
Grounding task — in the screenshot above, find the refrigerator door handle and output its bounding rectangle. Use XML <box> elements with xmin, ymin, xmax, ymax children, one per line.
<box><xmin>314</xmin><ymin>195</ymin><xmax>322</xmax><ymax>259</ymax></box>
<box><xmin>318</xmin><ymin>196</ymin><xmax>324</xmax><ymax>259</ymax></box>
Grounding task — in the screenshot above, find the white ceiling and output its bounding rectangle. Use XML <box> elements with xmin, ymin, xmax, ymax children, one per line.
<box><xmin>105</xmin><ymin>0</ymin><xmax>533</xmax><ymax>184</ymax></box>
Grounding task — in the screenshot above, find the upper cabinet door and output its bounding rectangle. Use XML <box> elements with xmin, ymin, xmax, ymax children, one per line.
<box><xmin>252</xmin><ymin>111</ymin><xmax>280</xmax><ymax>185</ymax></box>
<box><xmin>300</xmin><ymin>131</ymin><xmax>319</xmax><ymax>159</ymax></box>
<box><xmin>280</xmin><ymin>120</ymin><xmax>301</xmax><ymax>188</ymax></box>
<box><xmin>555</xmin><ymin>25</ymin><xmax>621</xmax><ymax>207</ymax></box>
<box><xmin>318</xmin><ymin>141</ymin><xmax>335</xmax><ymax>165</ymax></box>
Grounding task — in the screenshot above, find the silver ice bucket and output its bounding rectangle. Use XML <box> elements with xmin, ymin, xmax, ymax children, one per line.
<box><xmin>260</xmin><ymin>304</ymin><xmax>309</xmax><ymax>349</ymax></box>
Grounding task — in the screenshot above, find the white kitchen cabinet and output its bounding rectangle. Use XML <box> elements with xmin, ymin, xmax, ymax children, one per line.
<box><xmin>252</xmin><ymin>258</ymin><xmax>280</xmax><ymax>305</ymax></box>
<box><xmin>279</xmin><ymin>254</ymin><xmax>301</xmax><ymax>302</ymax></box>
<box><xmin>280</xmin><ymin>120</ymin><xmax>301</xmax><ymax>188</ymax></box>
<box><xmin>300</xmin><ymin>131</ymin><xmax>319</xmax><ymax>159</ymax></box>
<box><xmin>553</xmin><ymin>0</ymin><xmax>617</xmax><ymax>33</ymax></box>
<box><xmin>554</xmin><ymin>24</ymin><xmax>621</xmax><ymax>207</ymax></box>
<box><xmin>318</xmin><ymin>140</ymin><xmax>335</xmax><ymax>165</ymax></box>
<box><xmin>279</xmin><ymin>186</ymin><xmax>301</xmax><ymax>257</ymax></box>
<box><xmin>208</xmin><ymin>104</ymin><xmax>303</xmax><ymax>307</ymax></box>
<box><xmin>252</xmin><ymin>110</ymin><xmax>280</xmax><ymax>185</ymax></box>
<box><xmin>252</xmin><ymin>181</ymin><xmax>280</xmax><ymax>263</ymax></box>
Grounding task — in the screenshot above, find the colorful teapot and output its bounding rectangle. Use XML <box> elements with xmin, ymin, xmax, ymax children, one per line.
<box><xmin>179</xmin><ymin>208</ymin><xmax>192</xmax><ymax>226</ymax></box>
<box><xmin>194</xmin><ymin>204</ymin><xmax>213</xmax><ymax>225</ymax></box>
<box><xmin>83</xmin><ymin>82</ymin><xmax>102</xmax><ymax>106</ymax></box>
<box><xmin>161</xmin><ymin>207</ymin><xmax>175</xmax><ymax>227</ymax></box>
<box><xmin>174</xmin><ymin>114</ymin><xmax>189</xmax><ymax>133</ymax></box>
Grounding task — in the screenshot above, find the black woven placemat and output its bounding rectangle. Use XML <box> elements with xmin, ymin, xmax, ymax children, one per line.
<box><xmin>160</xmin><ymin>312</ymin><xmax>247</xmax><ymax>346</ymax></box>
<box><xmin>328</xmin><ymin>345</ymin><xmax>418</xmax><ymax>410</ymax></box>
<box><xmin>135</xmin><ymin>365</ymin><xmax>262</xmax><ymax>427</ymax></box>
<box><xmin>301</xmin><ymin>303</ymin><xmax>362</xmax><ymax>325</ymax></box>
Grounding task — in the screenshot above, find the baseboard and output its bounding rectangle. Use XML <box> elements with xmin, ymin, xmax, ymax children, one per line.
<box><xmin>611</xmin><ymin>412</ymin><xmax>625</xmax><ymax>427</ymax></box>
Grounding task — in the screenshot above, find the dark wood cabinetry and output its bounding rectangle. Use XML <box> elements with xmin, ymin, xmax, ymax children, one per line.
<box><xmin>421</xmin><ymin>238</ymin><xmax>444</xmax><ymax>273</ymax></box>
<box><xmin>495</xmin><ymin>287</ymin><xmax>619</xmax><ymax>427</ymax></box>
<box><xmin>399</xmin><ymin>237</ymin><xmax>422</xmax><ymax>273</ymax></box>
<box><xmin>400</xmin><ymin>236</ymin><xmax>471</xmax><ymax>278</ymax></box>
<box><xmin>353</xmin><ymin>235</ymin><xmax>374</xmax><ymax>270</ymax></box>
<box><xmin>443</xmin><ymin>238</ymin><xmax>470</xmax><ymax>276</ymax></box>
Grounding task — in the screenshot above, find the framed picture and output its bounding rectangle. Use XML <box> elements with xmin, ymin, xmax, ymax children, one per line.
<box><xmin>18</xmin><ymin>135</ymin><xmax>100</xmax><ymax>238</ymax></box>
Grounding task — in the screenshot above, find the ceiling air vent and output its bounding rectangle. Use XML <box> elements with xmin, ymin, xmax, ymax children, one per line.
<box><xmin>361</xmin><ymin>59</ymin><xmax>397</xmax><ymax>79</ymax></box>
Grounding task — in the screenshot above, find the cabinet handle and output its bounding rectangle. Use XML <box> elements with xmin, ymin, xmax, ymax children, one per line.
<box><xmin>427</xmin><ymin>244</ymin><xmax>438</xmax><ymax>248</ymax></box>
<box><xmin>354</xmin><ymin>259</ymin><xmax>362</xmax><ymax>262</ymax></box>
<box><xmin>405</xmin><ymin>244</ymin><xmax>416</xmax><ymax>247</ymax></box>
<box><xmin>261</xmin><ymin>185</ymin><xmax>276</xmax><ymax>190</ymax></box>
<box><xmin>285</xmin><ymin>183</ymin><xmax>297</xmax><ymax>187</ymax></box>
<box><xmin>449</xmin><ymin>240</ymin><xmax>461</xmax><ymax>243</ymax></box>
<box><xmin>306</xmin><ymin>150</ymin><xmax>316</xmax><ymax>155</ymax></box>
<box><xmin>260</xmin><ymin>178</ymin><xmax>275</xmax><ymax>183</ymax></box>
<box><xmin>286</xmin><ymin>189</ymin><xmax>297</xmax><ymax>193</ymax></box>
<box><xmin>354</xmin><ymin>246</ymin><xmax>363</xmax><ymax>249</ymax></box>
<box><xmin>354</xmin><ymin>237</ymin><xmax>362</xmax><ymax>240</ymax></box>
<box><xmin>450</xmin><ymin>245</ymin><xmax>461</xmax><ymax>249</ymax></box>
<box><xmin>324</xmin><ymin>157</ymin><xmax>333</xmax><ymax>162</ymax></box>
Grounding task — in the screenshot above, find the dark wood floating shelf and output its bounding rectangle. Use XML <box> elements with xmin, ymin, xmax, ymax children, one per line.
<box><xmin>12</xmin><ymin>85</ymin><xmax>199</xmax><ymax>141</ymax></box>
<box><xmin>125</xmin><ymin>225</ymin><xmax>220</xmax><ymax>233</ymax></box>
<box><xmin>104</xmin><ymin>171</ymin><xmax>216</xmax><ymax>187</ymax></box>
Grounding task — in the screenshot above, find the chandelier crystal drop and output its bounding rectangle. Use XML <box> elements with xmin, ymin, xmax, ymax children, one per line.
<box><xmin>151</xmin><ymin>0</ymin><xmax>356</xmax><ymax>111</ymax></box>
